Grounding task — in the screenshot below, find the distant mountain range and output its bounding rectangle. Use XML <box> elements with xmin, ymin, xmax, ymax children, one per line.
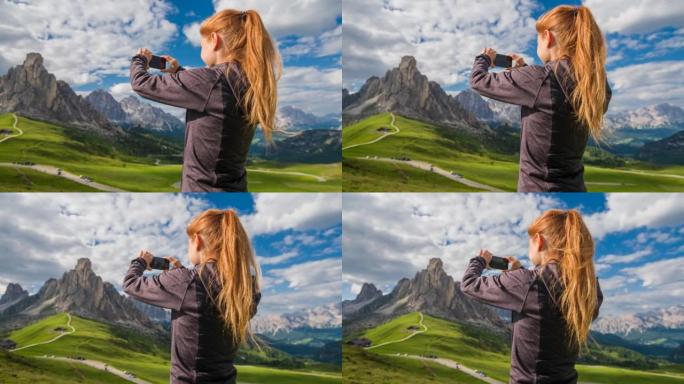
<box><xmin>253</xmin><ymin>303</ymin><xmax>341</xmax><ymax>335</ymax></box>
<box><xmin>594</xmin><ymin>305</ymin><xmax>684</xmax><ymax>336</ymax></box>
<box><xmin>605</xmin><ymin>104</ymin><xmax>684</xmax><ymax>131</ymax></box>
<box><xmin>343</xmin><ymin>258</ymin><xmax>506</xmax><ymax>334</ymax></box>
<box><xmin>277</xmin><ymin>105</ymin><xmax>340</xmax><ymax>131</ymax></box>
<box><xmin>0</xmin><ymin>258</ymin><xmax>160</xmax><ymax>333</ymax></box>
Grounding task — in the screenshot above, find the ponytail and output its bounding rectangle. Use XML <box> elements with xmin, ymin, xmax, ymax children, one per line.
<box><xmin>536</xmin><ymin>5</ymin><xmax>608</xmax><ymax>141</ymax></box>
<box><xmin>528</xmin><ymin>209</ymin><xmax>598</xmax><ymax>351</ymax></box>
<box><xmin>200</xmin><ymin>9</ymin><xmax>282</xmax><ymax>142</ymax></box>
<box><xmin>187</xmin><ymin>209</ymin><xmax>262</xmax><ymax>345</ymax></box>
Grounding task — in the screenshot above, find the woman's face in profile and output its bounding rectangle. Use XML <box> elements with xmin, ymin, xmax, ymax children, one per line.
<box><xmin>200</xmin><ymin>34</ymin><xmax>217</xmax><ymax>67</ymax></box>
<box><xmin>536</xmin><ymin>31</ymin><xmax>551</xmax><ymax>63</ymax></box>
<box><xmin>188</xmin><ymin>235</ymin><xmax>202</xmax><ymax>265</ymax></box>
<box><xmin>529</xmin><ymin>234</ymin><xmax>543</xmax><ymax>266</ymax></box>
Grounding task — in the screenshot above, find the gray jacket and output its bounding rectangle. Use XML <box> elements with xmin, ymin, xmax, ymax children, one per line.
<box><xmin>130</xmin><ymin>56</ymin><xmax>254</xmax><ymax>192</ymax></box>
<box><xmin>123</xmin><ymin>258</ymin><xmax>260</xmax><ymax>384</ymax></box>
<box><xmin>461</xmin><ymin>256</ymin><xmax>603</xmax><ymax>384</ymax></box>
<box><xmin>470</xmin><ymin>55</ymin><xmax>612</xmax><ymax>192</ymax></box>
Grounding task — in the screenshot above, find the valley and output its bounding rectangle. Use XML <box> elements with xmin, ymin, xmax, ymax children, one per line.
<box><xmin>342</xmin><ymin>113</ymin><xmax>684</xmax><ymax>192</ymax></box>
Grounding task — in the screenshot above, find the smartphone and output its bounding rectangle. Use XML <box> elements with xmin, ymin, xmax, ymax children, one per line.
<box><xmin>489</xmin><ymin>256</ymin><xmax>509</xmax><ymax>270</ymax></box>
<box><xmin>494</xmin><ymin>54</ymin><xmax>513</xmax><ymax>68</ymax></box>
<box><xmin>149</xmin><ymin>256</ymin><xmax>170</xmax><ymax>270</ymax></box>
<box><xmin>149</xmin><ymin>55</ymin><xmax>167</xmax><ymax>70</ymax></box>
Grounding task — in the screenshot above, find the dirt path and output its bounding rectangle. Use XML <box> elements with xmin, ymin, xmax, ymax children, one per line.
<box><xmin>0</xmin><ymin>113</ymin><xmax>22</xmax><ymax>143</ymax></box>
<box><xmin>42</xmin><ymin>356</ymin><xmax>151</xmax><ymax>384</ymax></box>
<box><xmin>343</xmin><ymin>113</ymin><xmax>400</xmax><ymax>150</ymax></box>
<box><xmin>249</xmin><ymin>168</ymin><xmax>327</xmax><ymax>182</ymax></box>
<box><xmin>361</xmin><ymin>157</ymin><xmax>504</xmax><ymax>192</ymax></box>
<box><xmin>11</xmin><ymin>313</ymin><xmax>75</xmax><ymax>352</ymax></box>
<box><xmin>0</xmin><ymin>162</ymin><xmax>124</xmax><ymax>192</ymax></box>
<box><xmin>399</xmin><ymin>354</ymin><xmax>505</xmax><ymax>384</ymax></box>
<box><xmin>366</xmin><ymin>312</ymin><xmax>427</xmax><ymax>350</ymax></box>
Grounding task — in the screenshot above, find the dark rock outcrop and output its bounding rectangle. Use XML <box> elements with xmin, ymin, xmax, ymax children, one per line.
<box><xmin>85</xmin><ymin>89</ymin><xmax>128</xmax><ymax>123</ymax></box>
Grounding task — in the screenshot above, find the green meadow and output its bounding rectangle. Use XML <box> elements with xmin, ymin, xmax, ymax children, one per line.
<box><xmin>342</xmin><ymin>113</ymin><xmax>684</xmax><ymax>192</ymax></box>
<box><xmin>7</xmin><ymin>313</ymin><xmax>340</xmax><ymax>384</ymax></box>
<box><xmin>0</xmin><ymin>113</ymin><xmax>341</xmax><ymax>192</ymax></box>
<box><xmin>343</xmin><ymin>312</ymin><xmax>684</xmax><ymax>384</ymax></box>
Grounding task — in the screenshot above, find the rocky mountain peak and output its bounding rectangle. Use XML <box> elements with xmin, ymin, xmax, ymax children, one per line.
<box><xmin>427</xmin><ymin>257</ymin><xmax>443</xmax><ymax>272</ymax></box>
<box><xmin>75</xmin><ymin>257</ymin><xmax>92</xmax><ymax>271</ymax></box>
<box><xmin>398</xmin><ymin>55</ymin><xmax>418</xmax><ymax>75</ymax></box>
<box><xmin>0</xmin><ymin>52</ymin><xmax>116</xmax><ymax>135</ymax></box>
<box><xmin>0</xmin><ymin>283</ymin><xmax>28</xmax><ymax>305</ymax></box>
<box><xmin>355</xmin><ymin>283</ymin><xmax>382</xmax><ymax>303</ymax></box>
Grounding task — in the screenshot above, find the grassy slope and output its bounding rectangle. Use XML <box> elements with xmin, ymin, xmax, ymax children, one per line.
<box><xmin>350</xmin><ymin>312</ymin><xmax>684</xmax><ymax>384</ymax></box>
<box><xmin>0</xmin><ymin>351</ymin><xmax>128</xmax><ymax>384</ymax></box>
<box><xmin>0</xmin><ymin>113</ymin><xmax>341</xmax><ymax>192</ymax></box>
<box><xmin>342</xmin><ymin>113</ymin><xmax>684</xmax><ymax>192</ymax></box>
<box><xmin>9</xmin><ymin>313</ymin><xmax>340</xmax><ymax>384</ymax></box>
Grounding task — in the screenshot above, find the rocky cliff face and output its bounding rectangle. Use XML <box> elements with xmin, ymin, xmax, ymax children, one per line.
<box><xmin>455</xmin><ymin>89</ymin><xmax>495</xmax><ymax>122</ymax></box>
<box><xmin>343</xmin><ymin>56</ymin><xmax>486</xmax><ymax>134</ymax></box>
<box><xmin>119</xmin><ymin>95</ymin><xmax>184</xmax><ymax>134</ymax></box>
<box><xmin>0</xmin><ymin>283</ymin><xmax>29</xmax><ymax>313</ymax></box>
<box><xmin>0</xmin><ymin>258</ymin><xmax>157</xmax><ymax>332</ymax></box>
<box><xmin>0</xmin><ymin>53</ymin><xmax>116</xmax><ymax>135</ymax></box>
<box><xmin>85</xmin><ymin>89</ymin><xmax>128</xmax><ymax>123</ymax></box>
<box><xmin>344</xmin><ymin>258</ymin><xmax>505</xmax><ymax>332</ymax></box>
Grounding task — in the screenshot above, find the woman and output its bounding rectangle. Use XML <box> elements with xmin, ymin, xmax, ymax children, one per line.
<box><xmin>123</xmin><ymin>209</ymin><xmax>261</xmax><ymax>383</ymax></box>
<box><xmin>470</xmin><ymin>5</ymin><xmax>611</xmax><ymax>192</ymax></box>
<box><xmin>130</xmin><ymin>9</ymin><xmax>281</xmax><ymax>192</ymax></box>
<box><xmin>461</xmin><ymin>209</ymin><xmax>603</xmax><ymax>384</ymax></box>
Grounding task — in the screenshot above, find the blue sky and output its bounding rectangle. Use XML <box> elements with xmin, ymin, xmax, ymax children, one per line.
<box><xmin>0</xmin><ymin>0</ymin><xmax>341</xmax><ymax>117</ymax></box>
<box><xmin>343</xmin><ymin>0</ymin><xmax>684</xmax><ymax>112</ymax></box>
<box><xmin>342</xmin><ymin>193</ymin><xmax>684</xmax><ymax>316</ymax></box>
<box><xmin>0</xmin><ymin>193</ymin><xmax>341</xmax><ymax>315</ymax></box>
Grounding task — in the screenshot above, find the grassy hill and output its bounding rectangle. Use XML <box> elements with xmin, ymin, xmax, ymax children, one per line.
<box><xmin>4</xmin><ymin>313</ymin><xmax>341</xmax><ymax>384</ymax></box>
<box><xmin>343</xmin><ymin>312</ymin><xmax>684</xmax><ymax>384</ymax></box>
<box><xmin>342</xmin><ymin>113</ymin><xmax>684</xmax><ymax>192</ymax></box>
<box><xmin>0</xmin><ymin>113</ymin><xmax>341</xmax><ymax>192</ymax></box>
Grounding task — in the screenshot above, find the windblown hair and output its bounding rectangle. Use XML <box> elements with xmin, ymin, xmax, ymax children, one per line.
<box><xmin>528</xmin><ymin>209</ymin><xmax>598</xmax><ymax>351</ymax></box>
<box><xmin>536</xmin><ymin>5</ymin><xmax>608</xmax><ymax>141</ymax></box>
<box><xmin>186</xmin><ymin>209</ymin><xmax>261</xmax><ymax>345</ymax></box>
<box><xmin>200</xmin><ymin>9</ymin><xmax>282</xmax><ymax>141</ymax></box>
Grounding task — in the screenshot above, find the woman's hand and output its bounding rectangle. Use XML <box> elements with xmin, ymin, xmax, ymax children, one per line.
<box><xmin>161</xmin><ymin>55</ymin><xmax>180</xmax><ymax>73</ymax></box>
<box><xmin>165</xmin><ymin>256</ymin><xmax>183</xmax><ymax>269</ymax></box>
<box><xmin>482</xmin><ymin>48</ymin><xmax>497</xmax><ymax>67</ymax></box>
<box><xmin>509</xmin><ymin>53</ymin><xmax>526</xmax><ymax>68</ymax></box>
<box><xmin>139</xmin><ymin>250</ymin><xmax>153</xmax><ymax>270</ymax></box>
<box><xmin>136</xmin><ymin>48</ymin><xmax>153</xmax><ymax>67</ymax></box>
<box><xmin>506</xmin><ymin>256</ymin><xmax>522</xmax><ymax>270</ymax></box>
<box><xmin>478</xmin><ymin>249</ymin><xmax>493</xmax><ymax>267</ymax></box>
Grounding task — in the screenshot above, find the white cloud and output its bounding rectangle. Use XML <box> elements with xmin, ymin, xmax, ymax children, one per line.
<box><xmin>0</xmin><ymin>0</ymin><xmax>177</xmax><ymax>85</ymax></box>
<box><xmin>623</xmin><ymin>256</ymin><xmax>684</xmax><ymax>287</ymax></box>
<box><xmin>279</xmin><ymin>66</ymin><xmax>342</xmax><ymax>115</ymax></box>
<box><xmin>257</xmin><ymin>251</ymin><xmax>298</xmax><ymax>266</ymax></box>
<box><xmin>212</xmin><ymin>0</ymin><xmax>340</xmax><ymax>38</ymax></box>
<box><xmin>343</xmin><ymin>0</ymin><xmax>538</xmax><ymax>90</ymax></box>
<box><xmin>607</xmin><ymin>61</ymin><xmax>684</xmax><ymax>111</ymax></box>
<box><xmin>599</xmin><ymin>249</ymin><xmax>652</xmax><ymax>264</ymax></box>
<box><xmin>242</xmin><ymin>193</ymin><xmax>341</xmax><ymax>236</ymax></box>
<box><xmin>585</xmin><ymin>194</ymin><xmax>684</xmax><ymax>238</ymax></box>
<box><xmin>584</xmin><ymin>0</ymin><xmax>684</xmax><ymax>35</ymax></box>
<box><xmin>342</xmin><ymin>193</ymin><xmax>561</xmax><ymax>297</ymax></box>
<box><xmin>182</xmin><ymin>22</ymin><xmax>202</xmax><ymax>47</ymax></box>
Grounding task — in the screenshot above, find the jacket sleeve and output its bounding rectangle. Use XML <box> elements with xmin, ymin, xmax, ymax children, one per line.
<box><xmin>470</xmin><ymin>54</ymin><xmax>545</xmax><ymax>108</ymax></box>
<box><xmin>460</xmin><ymin>256</ymin><xmax>532</xmax><ymax>313</ymax></box>
<box><xmin>129</xmin><ymin>55</ymin><xmax>217</xmax><ymax>111</ymax></box>
<box><xmin>122</xmin><ymin>257</ymin><xmax>192</xmax><ymax>311</ymax></box>
<box><xmin>593</xmin><ymin>278</ymin><xmax>603</xmax><ymax>320</ymax></box>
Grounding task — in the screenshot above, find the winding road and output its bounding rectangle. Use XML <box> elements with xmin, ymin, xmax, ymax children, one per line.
<box><xmin>0</xmin><ymin>163</ymin><xmax>124</xmax><ymax>192</ymax></box>
<box><xmin>0</xmin><ymin>113</ymin><xmax>22</xmax><ymax>143</ymax></box>
<box><xmin>366</xmin><ymin>312</ymin><xmax>427</xmax><ymax>350</ymax></box>
<box><xmin>10</xmin><ymin>313</ymin><xmax>75</xmax><ymax>352</ymax></box>
<box><xmin>343</xmin><ymin>113</ymin><xmax>400</xmax><ymax>150</ymax></box>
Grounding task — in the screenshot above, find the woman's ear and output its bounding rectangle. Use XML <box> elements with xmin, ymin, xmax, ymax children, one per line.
<box><xmin>212</xmin><ymin>32</ymin><xmax>221</xmax><ymax>51</ymax></box>
<box><xmin>194</xmin><ymin>233</ymin><xmax>203</xmax><ymax>251</ymax></box>
<box><xmin>536</xmin><ymin>234</ymin><xmax>545</xmax><ymax>252</ymax></box>
<box><xmin>545</xmin><ymin>30</ymin><xmax>554</xmax><ymax>48</ymax></box>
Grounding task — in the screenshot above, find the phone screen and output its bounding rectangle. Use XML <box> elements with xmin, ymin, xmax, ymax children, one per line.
<box><xmin>494</xmin><ymin>54</ymin><xmax>513</xmax><ymax>68</ymax></box>
<box><xmin>149</xmin><ymin>55</ymin><xmax>167</xmax><ymax>70</ymax></box>
<box><xmin>489</xmin><ymin>256</ymin><xmax>509</xmax><ymax>270</ymax></box>
<box><xmin>150</xmin><ymin>256</ymin><xmax>170</xmax><ymax>270</ymax></box>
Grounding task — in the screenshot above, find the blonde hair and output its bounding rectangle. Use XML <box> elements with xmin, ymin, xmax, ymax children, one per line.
<box><xmin>200</xmin><ymin>9</ymin><xmax>282</xmax><ymax>141</ymax></box>
<box><xmin>186</xmin><ymin>209</ymin><xmax>261</xmax><ymax>345</ymax></box>
<box><xmin>536</xmin><ymin>5</ymin><xmax>608</xmax><ymax>141</ymax></box>
<box><xmin>528</xmin><ymin>209</ymin><xmax>597</xmax><ymax>351</ymax></box>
